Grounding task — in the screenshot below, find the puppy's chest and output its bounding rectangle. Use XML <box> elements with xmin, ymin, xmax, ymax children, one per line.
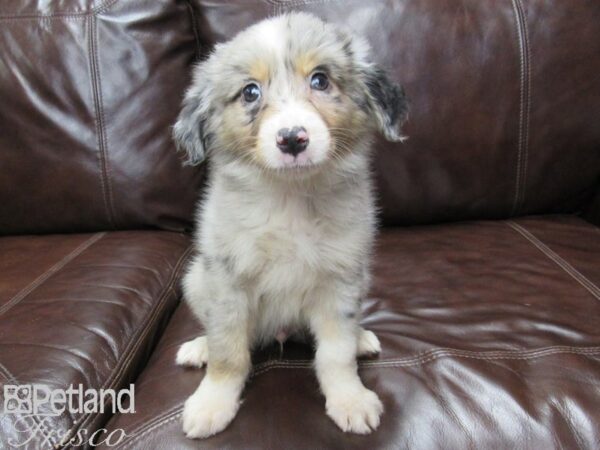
<box><xmin>253</xmin><ymin>209</ymin><xmax>327</xmax><ymax>272</ymax></box>
<box><xmin>235</xmin><ymin>200</ymin><xmax>345</xmax><ymax>284</ymax></box>
<box><xmin>209</xmin><ymin>184</ymin><xmax>368</xmax><ymax>292</ymax></box>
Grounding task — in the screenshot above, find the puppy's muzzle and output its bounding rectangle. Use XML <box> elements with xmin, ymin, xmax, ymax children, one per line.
<box><xmin>276</xmin><ymin>127</ymin><xmax>309</xmax><ymax>157</ymax></box>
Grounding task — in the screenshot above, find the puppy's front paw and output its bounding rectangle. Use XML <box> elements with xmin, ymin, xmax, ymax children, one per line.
<box><xmin>182</xmin><ymin>382</ymin><xmax>240</xmax><ymax>439</ymax></box>
<box><xmin>326</xmin><ymin>387</ymin><xmax>383</xmax><ymax>434</ymax></box>
<box><xmin>357</xmin><ymin>328</ymin><xmax>381</xmax><ymax>357</ymax></box>
<box><xmin>176</xmin><ymin>336</ymin><xmax>209</xmax><ymax>368</ymax></box>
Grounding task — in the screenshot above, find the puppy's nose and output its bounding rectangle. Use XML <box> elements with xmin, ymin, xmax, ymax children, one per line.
<box><xmin>276</xmin><ymin>127</ymin><xmax>309</xmax><ymax>156</ymax></box>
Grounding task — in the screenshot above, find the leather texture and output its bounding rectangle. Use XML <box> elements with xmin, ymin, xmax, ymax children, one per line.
<box><xmin>100</xmin><ymin>215</ymin><xmax>600</xmax><ymax>450</ymax></box>
<box><xmin>0</xmin><ymin>231</ymin><xmax>191</xmax><ymax>449</ymax></box>
<box><xmin>0</xmin><ymin>0</ymin><xmax>204</xmax><ymax>234</ymax></box>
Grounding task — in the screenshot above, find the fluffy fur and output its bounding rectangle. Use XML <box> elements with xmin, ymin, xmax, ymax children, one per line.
<box><xmin>173</xmin><ymin>13</ymin><xmax>408</xmax><ymax>439</ymax></box>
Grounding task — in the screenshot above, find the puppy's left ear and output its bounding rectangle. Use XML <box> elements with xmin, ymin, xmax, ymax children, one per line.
<box><xmin>363</xmin><ymin>66</ymin><xmax>409</xmax><ymax>142</ymax></box>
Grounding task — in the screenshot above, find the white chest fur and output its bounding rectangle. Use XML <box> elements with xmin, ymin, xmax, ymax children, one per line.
<box><xmin>202</xmin><ymin>171</ymin><xmax>373</xmax><ymax>289</ymax></box>
<box><xmin>194</xmin><ymin>161</ymin><xmax>375</xmax><ymax>342</ymax></box>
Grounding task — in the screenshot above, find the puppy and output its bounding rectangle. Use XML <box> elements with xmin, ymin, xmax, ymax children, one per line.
<box><xmin>173</xmin><ymin>12</ymin><xmax>408</xmax><ymax>439</ymax></box>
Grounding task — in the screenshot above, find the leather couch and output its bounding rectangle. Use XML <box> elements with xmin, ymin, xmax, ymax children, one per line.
<box><xmin>1</xmin><ymin>1</ymin><xmax>599</xmax><ymax>449</ymax></box>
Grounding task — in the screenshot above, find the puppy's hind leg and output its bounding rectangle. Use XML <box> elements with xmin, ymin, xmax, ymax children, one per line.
<box><xmin>177</xmin><ymin>257</ymin><xmax>211</xmax><ymax>368</ymax></box>
<box><xmin>357</xmin><ymin>327</ymin><xmax>381</xmax><ymax>357</ymax></box>
<box><xmin>176</xmin><ymin>336</ymin><xmax>209</xmax><ymax>368</ymax></box>
<box><xmin>356</xmin><ymin>267</ymin><xmax>380</xmax><ymax>358</ymax></box>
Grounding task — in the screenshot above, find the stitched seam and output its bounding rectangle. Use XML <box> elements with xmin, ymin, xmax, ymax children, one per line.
<box><xmin>88</xmin><ymin>14</ymin><xmax>109</xmax><ymax>227</ymax></box>
<box><xmin>520</xmin><ymin>0</ymin><xmax>531</xmax><ymax>213</ymax></box>
<box><xmin>184</xmin><ymin>0</ymin><xmax>202</xmax><ymax>61</ymax></box>
<box><xmin>117</xmin><ymin>347</ymin><xmax>600</xmax><ymax>448</ymax></box>
<box><xmin>509</xmin><ymin>0</ymin><xmax>530</xmax><ymax>216</ymax></box>
<box><xmin>0</xmin><ymin>0</ymin><xmax>118</xmax><ymax>20</ymax></box>
<box><xmin>252</xmin><ymin>345</ymin><xmax>600</xmax><ymax>371</ymax></box>
<box><xmin>249</xmin><ymin>347</ymin><xmax>600</xmax><ymax>374</ymax></box>
<box><xmin>92</xmin><ymin>0</ymin><xmax>119</xmax><ymax>15</ymax></box>
<box><xmin>117</xmin><ymin>407</ymin><xmax>182</xmax><ymax>450</ymax></box>
<box><xmin>118</xmin><ymin>413</ymin><xmax>182</xmax><ymax>450</ymax></box>
<box><xmin>250</xmin><ymin>360</ymin><xmax>313</xmax><ymax>377</ymax></box>
<box><xmin>88</xmin><ymin>14</ymin><xmax>117</xmax><ymax>229</ymax></box>
<box><xmin>0</xmin><ymin>361</ymin><xmax>17</xmax><ymax>384</ymax></box>
<box><xmin>269</xmin><ymin>0</ymin><xmax>336</xmax><ymax>14</ymax></box>
<box><xmin>507</xmin><ymin>221</ymin><xmax>600</xmax><ymax>300</ymax></box>
<box><xmin>95</xmin><ymin>14</ymin><xmax>118</xmax><ymax>228</ymax></box>
<box><xmin>0</xmin><ymin>233</ymin><xmax>106</xmax><ymax>317</ymax></box>
<box><xmin>267</xmin><ymin>0</ymin><xmax>281</xmax><ymax>15</ymax></box>
<box><xmin>509</xmin><ymin>0</ymin><xmax>524</xmax><ymax>215</ymax></box>
<box><xmin>53</xmin><ymin>246</ymin><xmax>193</xmax><ymax>448</ymax></box>
<box><xmin>125</xmin><ymin>405</ymin><xmax>182</xmax><ymax>438</ymax></box>
<box><xmin>268</xmin><ymin>0</ymin><xmax>336</xmax><ymax>6</ymax></box>
<box><xmin>361</xmin><ymin>347</ymin><xmax>600</xmax><ymax>367</ymax></box>
<box><xmin>516</xmin><ymin>0</ymin><xmax>531</xmax><ymax>214</ymax></box>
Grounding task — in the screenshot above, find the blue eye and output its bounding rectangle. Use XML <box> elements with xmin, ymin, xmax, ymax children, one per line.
<box><xmin>242</xmin><ymin>83</ymin><xmax>261</xmax><ymax>102</ymax></box>
<box><xmin>310</xmin><ymin>72</ymin><xmax>329</xmax><ymax>91</ymax></box>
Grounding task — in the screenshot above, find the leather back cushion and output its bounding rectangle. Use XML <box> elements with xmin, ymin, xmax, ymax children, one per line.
<box><xmin>0</xmin><ymin>0</ymin><xmax>204</xmax><ymax>234</ymax></box>
<box><xmin>1</xmin><ymin>1</ymin><xmax>598</xmax><ymax>232</ymax></box>
<box><xmin>194</xmin><ymin>0</ymin><xmax>600</xmax><ymax>225</ymax></box>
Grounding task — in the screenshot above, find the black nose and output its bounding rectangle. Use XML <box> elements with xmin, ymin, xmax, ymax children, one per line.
<box><xmin>276</xmin><ymin>127</ymin><xmax>309</xmax><ymax>156</ymax></box>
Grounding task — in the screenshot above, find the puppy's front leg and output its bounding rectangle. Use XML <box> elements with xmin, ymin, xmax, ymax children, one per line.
<box><xmin>182</xmin><ymin>283</ymin><xmax>251</xmax><ymax>439</ymax></box>
<box><xmin>310</xmin><ymin>287</ymin><xmax>383</xmax><ymax>434</ymax></box>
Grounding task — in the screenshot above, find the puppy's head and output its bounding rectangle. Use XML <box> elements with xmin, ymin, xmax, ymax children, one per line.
<box><xmin>174</xmin><ymin>13</ymin><xmax>408</xmax><ymax>175</ymax></box>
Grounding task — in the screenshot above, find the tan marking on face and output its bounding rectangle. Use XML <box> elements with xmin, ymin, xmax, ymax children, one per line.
<box><xmin>219</xmin><ymin>100</ymin><xmax>275</xmax><ymax>167</ymax></box>
<box><xmin>220</xmin><ymin>104</ymin><xmax>257</xmax><ymax>162</ymax></box>
<box><xmin>248</xmin><ymin>59</ymin><xmax>270</xmax><ymax>83</ymax></box>
<box><xmin>295</xmin><ymin>51</ymin><xmax>320</xmax><ymax>78</ymax></box>
<box><xmin>311</xmin><ymin>94</ymin><xmax>369</xmax><ymax>157</ymax></box>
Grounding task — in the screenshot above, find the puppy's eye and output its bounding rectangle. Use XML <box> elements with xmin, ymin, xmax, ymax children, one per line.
<box><xmin>310</xmin><ymin>72</ymin><xmax>329</xmax><ymax>91</ymax></box>
<box><xmin>242</xmin><ymin>83</ymin><xmax>261</xmax><ymax>103</ymax></box>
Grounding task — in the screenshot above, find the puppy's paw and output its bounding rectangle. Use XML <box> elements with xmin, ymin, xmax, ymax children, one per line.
<box><xmin>182</xmin><ymin>382</ymin><xmax>240</xmax><ymax>439</ymax></box>
<box><xmin>326</xmin><ymin>387</ymin><xmax>383</xmax><ymax>434</ymax></box>
<box><xmin>357</xmin><ymin>328</ymin><xmax>381</xmax><ymax>357</ymax></box>
<box><xmin>176</xmin><ymin>336</ymin><xmax>209</xmax><ymax>368</ymax></box>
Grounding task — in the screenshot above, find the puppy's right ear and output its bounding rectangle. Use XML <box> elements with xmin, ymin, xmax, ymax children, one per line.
<box><xmin>172</xmin><ymin>82</ymin><xmax>209</xmax><ymax>166</ymax></box>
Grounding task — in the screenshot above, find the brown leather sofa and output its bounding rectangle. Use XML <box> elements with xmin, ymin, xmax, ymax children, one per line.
<box><xmin>1</xmin><ymin>1</ymin><xmax>599</xmax><ymax>449</ymax></box>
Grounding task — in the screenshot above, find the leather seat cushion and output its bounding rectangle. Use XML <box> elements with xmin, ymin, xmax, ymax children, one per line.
<box><xmin>100</xmin><ymin>215</ymin><xmax>600</xmax><ymax>449</ymax></box>
<box><xmin>0</xmin><ymin>231</ymin><xmax>192</xmax><ymax>449</ymax></box>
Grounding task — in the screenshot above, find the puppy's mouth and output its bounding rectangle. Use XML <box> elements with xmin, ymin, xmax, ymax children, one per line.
<box><xmin>279</xmin><ymin>151</ymin><xmax>318</xmax><ymax>170</ymax></box>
